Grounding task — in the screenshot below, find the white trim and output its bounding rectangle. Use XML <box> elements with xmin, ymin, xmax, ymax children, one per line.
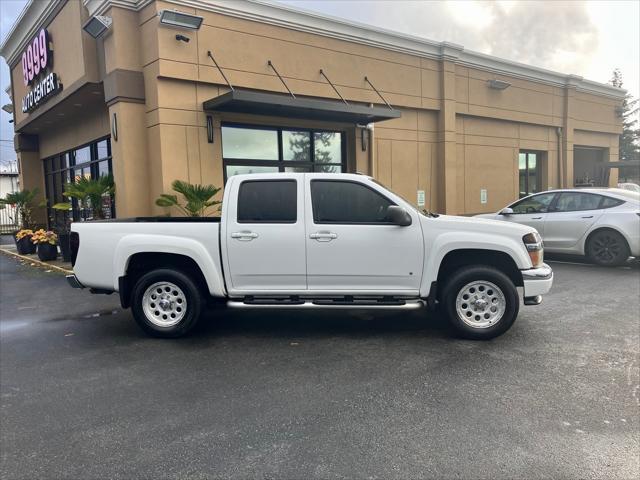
<box><xmin>2</xmin><ymin>0</ymin><xmax>627</xmax><ymax>99</ymax></box>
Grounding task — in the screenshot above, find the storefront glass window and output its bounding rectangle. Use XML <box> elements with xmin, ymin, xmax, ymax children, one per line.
<box><xmin>222</xmin><ymin>124</ymin><xmax>345</xmax><ymax>181</ymax></box>
<box><xmin>519</xmin><ymin>151</ymin><xmax>543</xmax><ymax>198</ymax></box>
<box><xmin>43</xmin><ymin>137</ymin><xmax>114</xmax><ymax>228</ymax></box>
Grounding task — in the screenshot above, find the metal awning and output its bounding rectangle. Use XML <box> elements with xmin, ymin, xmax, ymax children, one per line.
<box><xmin>203</xmin><ymin>89</ymin><xmax>401</xmax><ymax>124</ymax></box>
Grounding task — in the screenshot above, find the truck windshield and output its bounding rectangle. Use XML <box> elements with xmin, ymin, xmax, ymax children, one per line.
<box><xmin>370</xmin><ymin>179</ymin><xmax>439</xmax><ymax>218</ymax></box>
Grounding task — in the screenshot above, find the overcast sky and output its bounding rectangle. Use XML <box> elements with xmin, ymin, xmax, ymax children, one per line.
<box><xmin>1</xmin><ymin>0</ymin><xmax>639</xmax><ymax>168</ymax></box>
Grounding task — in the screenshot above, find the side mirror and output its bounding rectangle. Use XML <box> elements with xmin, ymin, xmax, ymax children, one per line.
<box><xmin>386</xmin><ymin>205</ymin><xmax>412</xmax><ymax>226</ymax></box>
<box><xmin>499</xmin><ymin>207</ymin><xmax>514</xmax><ymax>215</ymax></box>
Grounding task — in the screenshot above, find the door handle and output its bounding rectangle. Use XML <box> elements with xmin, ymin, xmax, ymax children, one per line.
<box><xmin>531</xmin><ymin>217</ymin><xmax>543</xmax><ymax>220</ymax></box>
<box><xmin>310</xmin><ymin>232</ymin><xmax>338</xmax><ymax>241</ymax></box>
<box><xmin>231</xmin><ymin>231</ymin><xmax>259</xmax><ymax>240</ymax></box>
<box><xmin>581</xmin><ymin>215</ymin><xmax>593</xmax><ymax>219</ymax></box>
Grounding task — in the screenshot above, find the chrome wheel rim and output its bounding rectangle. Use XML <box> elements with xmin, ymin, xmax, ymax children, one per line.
<box><xmin>142</xmin><ymin>282</ymin><xmax>187</xmax><ymax>327</ymax></box>
<box><xmin>455</xmin><ymin>280</ymin><xmax>506</xmax><ymax>329</ymax></box>
<box><xmin>592</xmin><ymin>234</ymin><xmax>621</xmax><ymax>264</ymax></box>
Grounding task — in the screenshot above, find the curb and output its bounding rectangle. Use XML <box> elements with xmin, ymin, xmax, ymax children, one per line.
<box><xmin>0</xmin><ymin>247</ymin><xmax>73</xmax><ymax>275</ymax></box>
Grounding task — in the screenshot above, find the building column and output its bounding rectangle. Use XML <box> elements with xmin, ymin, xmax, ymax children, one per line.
<box><xmin>562</xmin><ymin>76</ymin><xmax>580</xmax><ymax>188</ymax></box>
<box><xmin>437</xmin><ymin>44</ymin><xmax>461</xmax><ymax>214</ymax></box>
<box><xmin>14</xmin><ymin>133</ymin><xmax>47</xmax><ymax>227</ymax></box>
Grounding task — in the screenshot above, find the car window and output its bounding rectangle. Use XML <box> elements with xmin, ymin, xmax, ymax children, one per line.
<box><xmin>510</xmin><ymin>193</ymin><xmax>556</xmax><ymax>214</ymax></box>
<box><xmin>600</xmin><ymin>196</ymin><xmax>624</xmax><ymax>209</ymax></box>
<box><xmin>311</xmin><ymin>180</ymin><xmax>394</xmax><ymax>224</ymax></box>
<box><xmin>237</xmin><ymin>180</ymin><xmax>297</xmax><ymax>223</ymax></box>
<box><xmin>554</xmin><ymin>192</ymin><xmax>601</xmax><ymax>212</ymax></box>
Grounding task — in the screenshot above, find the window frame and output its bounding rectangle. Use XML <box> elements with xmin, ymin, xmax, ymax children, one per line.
<box><xmin>222</xmin><ymin>122</ymin><xmax>346</xmax><ymax>182</ymax></box>
<box><xmin>310</xmin><ymin>179</ymin><xmax>397</xmax><ymax>225</ymax></box>
<box><xmin>519</xmin><ymin>150</ymin><xmax>544</xmax><ymax>198</ymax></box>
<box><xmin>236</xmin><ymin>179</ymin><xmax>298</xmax><ymax>224</ymax></box>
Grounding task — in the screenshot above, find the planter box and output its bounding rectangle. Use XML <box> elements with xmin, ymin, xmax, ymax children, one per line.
<box><xmin>37</xmin><ymin>243</ymin><xmax>58</xmax><ymax>261</ymax></box>
<box><xmin>16</xmin><ymin>236</ymin><xmax>36</xmax><ymax>255</ymax></box>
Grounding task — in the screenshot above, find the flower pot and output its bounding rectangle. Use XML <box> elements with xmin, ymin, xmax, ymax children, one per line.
<box><xmin>37</xmin><ymin>243</ymin><xmax>58</xmax><ymax>261</ymax></box>
<box><xmin>16</xmin><ymin>236</ymin><xmax>36</xmax><ymax>255</ymax></box>
<box><xmin>58</xmin><ymin>232</ymin><xmax>71</xmax><ymax>262</ymax></box>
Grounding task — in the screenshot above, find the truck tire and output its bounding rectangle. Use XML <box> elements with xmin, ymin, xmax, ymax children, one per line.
<box><xmin>441</xmin><ymin>265</ymin><xmax>519</xmax><ymax>340</ymax></box>
<box><xmin>130</xmin><ymin>269</ymin><xmax>203</xmax><ymax>338</ymax></box>
<box><xmin>586</xmin><ymin>229</ymin><xmax>629</xmax><ymax>267</ymax></box>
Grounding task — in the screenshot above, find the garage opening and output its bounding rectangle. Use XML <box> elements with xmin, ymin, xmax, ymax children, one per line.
<box><xmin>574</xmin><ymin>147</ymin><xmax>607</xmax><ymax>187</ymax></box>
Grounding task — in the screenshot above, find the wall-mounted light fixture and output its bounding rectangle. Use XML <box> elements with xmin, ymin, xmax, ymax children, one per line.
<box><xmin>358</xmin><ymin>125</ymin><xmax>369</xmax><ymax>151</ymax></box>
<box><xmin>487</xmin><ymin>79</ymin><xmax>511</xmax><ymax>90</ymax></box>
<box><xmin>175</xmin><ymin>34</ymin><xmax>190</xmax><ymax>43</ymax></box>
<box><xmin>83</xmin><ymin>15</ymin><xmax>112</xmax><ymax>38</ymax></box>
<box><xmin>615</xmin><ymin>106</ymin><xmax>624</xmax><ymax>118</ymax></box>
<box><xmin>206</xmin><ymin>115</ymin><xmax>214</xmax><ymax>143</ymax></box>
<box><xmin>159</xmin><ymin>10</ymin><xmax>203</xmax><ymax>30</ymax></box>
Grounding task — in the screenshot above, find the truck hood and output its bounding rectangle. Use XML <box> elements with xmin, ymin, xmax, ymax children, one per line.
<box><xmin>424</xmin><ymin>214</ymin><xmax>535</xmax><ymax>238</ymax></box>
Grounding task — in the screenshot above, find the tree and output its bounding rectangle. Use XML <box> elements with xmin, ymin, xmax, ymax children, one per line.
<box><xmin>155</xmin><ymin>180</ymin><xmax>221</xmax><ymax>217</ymax></box>
<box><xmin>59</xmin><ymin>175</ymin><xmax>115</xmax><ymax>220</ymax></box>
<box><xmin>610</xmin><ymin>69</ymin><xmax>639</xmax><ymax>162</ymax></box>
<box><xmin>0</xmin><ymin>188</ymin><xmax>40</xmax><ymax>229</ymax></box>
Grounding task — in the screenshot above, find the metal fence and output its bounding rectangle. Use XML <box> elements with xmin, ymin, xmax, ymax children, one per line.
<box><xmin>0</xmin><ymin>204</ymin><xmax>19</xmax><ymax>234</ymax></box>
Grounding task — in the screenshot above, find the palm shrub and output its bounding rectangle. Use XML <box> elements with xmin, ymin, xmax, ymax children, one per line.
<box><xmin>0</xmin><ymin>188</ymin><xmax>40</xmax><ymax>229</ymax></box>
<box><xmin>156</xmin><ymin>180</ymin><xmax>222</xmax><ymax>217</ymax></box>
<box><xmin>59</xmin><ymin>175</ymin><xmax>115</xmax><ymax>220</ymax></box>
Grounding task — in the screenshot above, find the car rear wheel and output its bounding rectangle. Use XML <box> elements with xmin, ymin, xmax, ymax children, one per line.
<box><xmin>586</xmin><ymin>230</ymin><xmax>629</xmax><ymax>267</ymax></box>
<box><xmin>442</xmin><ymin>266</ymin><xmax>519</xmax><ymax>340</ymax></box>
<box><xmin>131</xmin><ymin>269</ymin><xmax>203</xmax><ymax>338</ymax></box>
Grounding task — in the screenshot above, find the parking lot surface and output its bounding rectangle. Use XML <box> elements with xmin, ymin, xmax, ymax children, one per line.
<box><xmin>1</xmin><ymin>254</ymin><xmax>639</xmax><ymax>479</ymax></box>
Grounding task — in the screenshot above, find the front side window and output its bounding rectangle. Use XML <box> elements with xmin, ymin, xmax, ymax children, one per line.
<box><xmin>554</xmin><ymin>192</ymin><xmax>601</xmax><ymax>212</ymax></box>
<box><xmin>237</xmin><ymin>180</ymin><xmax>297</xmax><ymax>223</ymax></box>
<box><xmin>311</xmin><ymin>180</ymin><xmax>394</xmax><ymax>224</ymax></box>
<box><xmin>222</xmin><ymin>125</ymin><xmax>344</xmax><ymax>180</ymax></box>
<box><xmin>511</xmin><ymin>192</ymin><xmax>556</xmax><ymax>214</ymax></box>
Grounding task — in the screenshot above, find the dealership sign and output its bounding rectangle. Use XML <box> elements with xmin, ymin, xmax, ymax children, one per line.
<box><xmin>20</xmin><ymin>28</ymin><xmax>62</xmax><ymax>114</ymax></box>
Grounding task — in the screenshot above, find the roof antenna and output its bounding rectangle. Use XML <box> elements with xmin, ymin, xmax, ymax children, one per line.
<box><xmin>267</xmin><ymin>60</ymin><xmax>295</xmax><ymax>98</ymax></box>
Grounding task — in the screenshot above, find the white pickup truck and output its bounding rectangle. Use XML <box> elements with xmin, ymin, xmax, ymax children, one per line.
<box><xmin>67</xmin><ymin>173</ymin><xmax>553</xmax><ymax>340</ymax></box>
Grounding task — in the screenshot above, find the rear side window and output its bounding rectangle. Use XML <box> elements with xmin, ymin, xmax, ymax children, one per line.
<box><xmin>237</xmin><ymin>180</ymin><xmax>297</xmax><ymax>223</ymax></box>
<box><xmin>554</xmin><ymin>192</ymin><xmax>601</xmax><ymax>212</ymax></box>
<box><xmin>600</xmin><ymin>196</ymin><xmax>624</xmax><ymax>209</ymax></box>
<box><xmin>311</xmin><ymin>180</ymin><xmax>394</xmax><ymax>224</ymax></box>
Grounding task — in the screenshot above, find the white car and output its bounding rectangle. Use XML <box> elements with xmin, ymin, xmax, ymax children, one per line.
<box><xmin>66</xmin><ymin>173</ymin><xmax>553</xmax><ymax>340</ymax></box>
<box><xmin>476</xmin><ymin>188</ymin><xmax>640</xmax><ymax>266</ymax></box>
<box><xmin>618</xmin><ymin>183</ymin><xmax>640</xmax><ymax>193</ymax></box>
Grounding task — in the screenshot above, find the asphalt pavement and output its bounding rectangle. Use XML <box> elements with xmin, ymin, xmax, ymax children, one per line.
<box><xmin>1</xmin><ymin>253</ymin><xmax>639</xmax><ymax>479</ymax></box>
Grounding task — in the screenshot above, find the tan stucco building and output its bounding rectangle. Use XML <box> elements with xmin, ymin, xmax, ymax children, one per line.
<box><xmin>1</xmin><ymin>0</ymin><xmax>626</xmax><ymax>225</ymax></box>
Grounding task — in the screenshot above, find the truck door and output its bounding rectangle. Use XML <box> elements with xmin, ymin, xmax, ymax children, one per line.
<box><xmin>222</xmin><ymin>176</ymin><xmax>307</xmax><ymax>292</ymax></box>
<box><xmin>304</xmin><ymin>177</ymin><xmax>424</xmax><ymax>294</ymax></box>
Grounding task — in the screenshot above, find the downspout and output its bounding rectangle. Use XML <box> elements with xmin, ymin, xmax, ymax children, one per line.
<box><xmin>556</xmin><ymin>127</ymin><xmax>563</xmax><ymax>188</ymax></box>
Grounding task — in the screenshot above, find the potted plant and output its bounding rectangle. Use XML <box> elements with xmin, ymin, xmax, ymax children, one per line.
<box><xmin>155</xmin><ymin>180</ymin><xmax>222</xmax><ymax>216</ymax></box>
<box><xmin>51</xmin><ymin>202</ymin><xmax>73</xmax><ymax>262</ymax></box>
<box><xmin>0</xmin><ymin>188</ymin><xmax>40</xmax><ymax>245</ymax></box>
<box><xmin>31</xmin><ymin>229</ymin><xmax>58</xmax><ymax>261</ymax></box>
<box><xmin>14</xmin><ymin>229</ymin><xmax>36</xmax><ymax>254</ymax></box>
<box><xmin>62</xmin><ymin>175</ymin><xmax>115</xmax><ymax>220</ymax></box>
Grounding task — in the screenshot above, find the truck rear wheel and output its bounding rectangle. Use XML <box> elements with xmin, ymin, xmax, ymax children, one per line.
<box><xmin>441</xmin><ymin>266</ymin><xmax>519</xmax><ymax>340</ymax></box>
<box><xmin>130</xmin><ymin>269</ymin><xmax>203</xmax><ymax>338</ymax></box>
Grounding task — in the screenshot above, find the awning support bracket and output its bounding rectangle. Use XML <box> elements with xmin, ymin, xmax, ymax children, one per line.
<box><xmin>364</xmin><ymin>76</ymin><xmax>393</xmax><ymax>110</ymax></box>
<box><xmin>207</xmin><ymin>50</ymin><xmax>234</xmax><ymax>92</ymax></box>
<box><xmin>319</xmin><ymin>69</ymin><xmax>348</xmax><ymax>105</ymax></box>
<box><xmin>267</xmin><ymin>60</ymin><xmax>295</xmax><ymax>98</ymax></box>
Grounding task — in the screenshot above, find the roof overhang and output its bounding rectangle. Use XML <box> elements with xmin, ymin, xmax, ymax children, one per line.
<box><xmin>203</xmin><ymin>89</ymin><xmax>401</xmax><ymax>124</ymax></box>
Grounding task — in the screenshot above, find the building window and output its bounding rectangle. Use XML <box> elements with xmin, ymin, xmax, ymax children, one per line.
<box><xmin>519</xmin><ymin>151</ymin><xmax>543</xmax><ymax>198</ymax></box>
<box><xmin>222</xmin><ymin>124</ymin><xmax>345</xmax><ymax>181</ymax></box>
<box><xmin>43</xmin><ymin>137</ymin><xmax>114</xmax><ymax>228</ymax></box>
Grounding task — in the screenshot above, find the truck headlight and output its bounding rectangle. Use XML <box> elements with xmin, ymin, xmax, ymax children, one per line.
<box><xmin>523</xmin><ymin>232</ymin><xmax>543</xmax><ymax>267</ymax></box>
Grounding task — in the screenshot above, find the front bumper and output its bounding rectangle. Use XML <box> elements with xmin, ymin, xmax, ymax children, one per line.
<box><xmin>521</xmin><ymin>263</ymin><xmax>553</xmax><ymax>299</ymax></box>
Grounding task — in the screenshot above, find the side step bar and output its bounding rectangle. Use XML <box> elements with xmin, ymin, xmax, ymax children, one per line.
<box><xmin>228</xmin><ymin>299</ymin><xmax>425</xmax><ymax>310</ymax></box>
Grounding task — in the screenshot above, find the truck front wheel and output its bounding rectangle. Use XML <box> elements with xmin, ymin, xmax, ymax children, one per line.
<box><xmin>441</xmin><ymin>266</ymin><xmax>519</xmax><ymax>340</ymax></box>
<box><xmin>130</xmin><ymin>269</ymin><xmax>203</xmax><ymax>338</ymax></box>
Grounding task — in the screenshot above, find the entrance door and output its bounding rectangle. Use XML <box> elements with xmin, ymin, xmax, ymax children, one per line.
<box><xmin>223</xmin><ymin>176</ymin><xmax>307</xmax><ymax>292</ymax></box>
<box><xmin>304</xmin><ymin>177</ymin><xmax>424</xmax><ymax>293</ymax></box>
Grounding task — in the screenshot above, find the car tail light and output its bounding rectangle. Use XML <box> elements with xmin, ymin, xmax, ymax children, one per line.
<box><xmin>523</xmin><ymin>232</ymin><xmax>544</xmax><ymax>268</ymax></box>
<box><xmin>70</xmin><ymin>231</ymin><xmax>79</xmax><ymax>267</ymax></box>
